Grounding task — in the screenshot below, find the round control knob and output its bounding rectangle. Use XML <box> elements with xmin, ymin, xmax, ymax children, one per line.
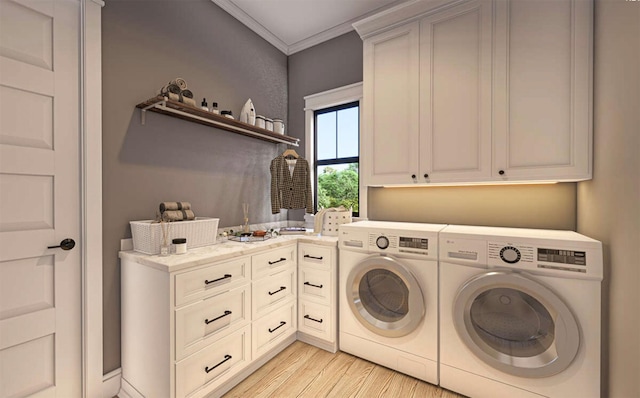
<box><xmin>376</xmin><ymin>236</ymin><xmax>389</xmax><ymax>250</ymax></box>
<box><xmin>500</xmin><ymin>246</ymin><xmax>521</xmax><ymax>264</ymax></box>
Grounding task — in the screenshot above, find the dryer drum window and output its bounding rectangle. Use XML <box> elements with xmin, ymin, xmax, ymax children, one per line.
<box><xmin>469</xmin><ymin>288</ymin><xmax>555</xmax><ymax>358</ymax></box>
<box><xmin>359</xmin><ymin>269</ymin><xmax>409</xmax><ymax>323</ymax></box>
<box><xmin>453</xmin><ymin>271</ymin><xmax>580</xmax><ymax>378</ymax></box>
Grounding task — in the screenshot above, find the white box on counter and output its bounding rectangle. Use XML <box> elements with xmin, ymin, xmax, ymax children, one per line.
<box><xmin>130</xmin><ymin>217</ymin><xmax>219</xmax><ymax>254</ymax></box>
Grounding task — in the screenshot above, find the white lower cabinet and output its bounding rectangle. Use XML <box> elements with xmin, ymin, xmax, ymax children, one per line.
<box><xmin>175</xmin><ymin>325</ymin><xmax>251</xmax><ymax>398</ymax></box>
<box><xmin>297</xmin><ymin>243</ymin><xmax>337</xmax><ymax>353</ymax></box>
<box><xmin>120</xmin><ymin>239</ymin><xmax>336</xmax><ymax>398</ymax></box>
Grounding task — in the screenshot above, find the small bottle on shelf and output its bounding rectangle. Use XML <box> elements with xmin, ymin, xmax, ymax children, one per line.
<box><xmin>201</xmin><ymin>98</ymin><xmax>208</xmax><ymax>111</ymax></box>
<box><xmin>210</xmin><ymin>102</ymin><xmax>219</xmax><ymax>114</ymax></box>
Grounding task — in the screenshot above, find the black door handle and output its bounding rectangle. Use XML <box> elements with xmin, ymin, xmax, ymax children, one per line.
<box><xmin>48</xmin><ymin>238</ymin><xmax>75</xmax><ymax>250</ymax></box>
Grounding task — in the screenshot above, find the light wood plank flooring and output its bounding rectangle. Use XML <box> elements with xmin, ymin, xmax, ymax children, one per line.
<box><xmin>223</xmin><ymin>341</ymin><xmax>466</xmax><ymax>398</ymax></box>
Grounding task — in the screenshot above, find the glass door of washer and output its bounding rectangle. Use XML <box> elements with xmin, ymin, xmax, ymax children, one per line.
<box><xmin>453</xmin><ymin>271</ymin><xmax>580</xmax><ymax>378</ymax></box>
<box><xmin>347</xmin><ymin>255</ymin><xmax>424</xmax><ymax>337</ymax></box>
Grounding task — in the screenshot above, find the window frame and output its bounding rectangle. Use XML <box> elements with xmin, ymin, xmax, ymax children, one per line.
<box><xmin>304</xmin><ymin>82</ymin><xmax>365</xmax><ymax>218</ymax></box>
<box><xmin>314</xmin><ymin>101</ymin><xmax>360</xmax><ymax>216</ymax></box>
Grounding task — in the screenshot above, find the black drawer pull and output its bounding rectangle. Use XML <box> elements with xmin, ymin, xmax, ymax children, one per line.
<box><xmin>205</xmin><ymin>310</ymin><xmax>232</xmax><ymax>325</ymax></box>
<box><xmin>268</xmin><ymin>257</ymin><xmax>286</xmax><ymax>265</ymax></box>
<box><xmin>269</xmin><ymin>321</ymin><xmax>286</xmax><ymax>333</ymax></box>
<box><xmin>304</xmin><ymin>281</ymin><xmax>323</xmax><ymax>289</ymax></box>
<box><xmin>204</xmin><ymin>274</ymin><xmax>232</xmax><ymax>285</ymax></box>
<box><xmin>304</xmin><ymin>254</ymin><xmax>323</xmax><ymax>260</ymax></box>
<box><xmin>268</xmin><ymin>286</ymin><xmax>286</xmax><ymax>296</ymax></box>
<box><xmin>304</xmin><ymin>314</ymin><xmax>323</xmax><ymax>324</ymax></box>
<box><xmin>204</xmin><ymin>354</ymin><xmax>232</xmax><ymax>373</ymax></box>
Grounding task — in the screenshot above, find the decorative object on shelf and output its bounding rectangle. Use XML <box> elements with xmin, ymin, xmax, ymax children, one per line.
<box><xmin>265</xmin><ymin>117</ymin><xmax>274</xmax><ymax>131</ymax></box>
<box><xmin>179</xmin><ymin>89</ymin><xmax>196</xmax><ymax>107</ymax></box>
<box><xmin>136</xmin><ymin>96</ymin><xmax>300</xmax><ymax>146</ymax></box>
<box><xmin>239</xmin><ymin>98</ymin><xmax>256</xmax><ymax>125</ymax></box>
<box><xmin>221</xmin><ymin>110</ymin><xmax>234</xmax><ymax>119</ymax></box>
<box><xmin>273</xmin><ymin>119</ymin><xmax>285</xmax><ymax>135</ymax></box>
<box><xmin>160</xmin><ymin>83</ymin><xmax>181</xmax><ymax>101</ymax></box>
<box><xmin>211</xmin><ymin>101</ymin><xmax>219</xmax><ymax>114</ymax></box>
<box><xmin>255</xmin><ymin>115</ymin><xmax>266</xmax><ymax>129</ymax></box>
<box><xmin>201</xmin><ymin>98</ymin><xmax>208</xmax><ymax>111</ymax></box>
<box><xmin>168</xmin><ymin>78</ymin><xmax>187</xmax><ymax>90</ymax></box>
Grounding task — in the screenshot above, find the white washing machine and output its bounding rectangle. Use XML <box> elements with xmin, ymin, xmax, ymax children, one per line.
<box><xmin>338</xmin><ymin>220</ymin><xmax>446</xmax><ymax>384</ymax></box>
<box><xmin>439</xmin><ymin>225</ymin><xmax>603</xmax><ymax>398</ymax></box>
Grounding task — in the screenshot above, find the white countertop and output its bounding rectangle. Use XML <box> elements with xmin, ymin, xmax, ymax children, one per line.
<box><xmin>119</xmin><ymin>233</ymin><xmax>338</xmax><ymax>273</ymax></box>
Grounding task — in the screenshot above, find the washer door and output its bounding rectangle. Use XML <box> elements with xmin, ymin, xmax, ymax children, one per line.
<box><xmin>347</xmin><ymin>255</ymin><xmax>425</xmax><ymax>337</ymax></box>
<box><xmin>453</xmin><ymin>271</ymin><xmax>580</xmax><ymax>378</ymax></box>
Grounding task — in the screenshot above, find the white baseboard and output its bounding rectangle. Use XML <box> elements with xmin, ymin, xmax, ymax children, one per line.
<box><xmin>103</xmin><ymin>368</ymin><xmax>122</xmax><ymax>398</ymax></box>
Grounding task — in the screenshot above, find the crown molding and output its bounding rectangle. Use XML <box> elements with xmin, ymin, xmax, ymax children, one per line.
<box><xmin>211</xmin><ymin>0</ymin><xmax>289</xmax><ymax>54</ymax></box>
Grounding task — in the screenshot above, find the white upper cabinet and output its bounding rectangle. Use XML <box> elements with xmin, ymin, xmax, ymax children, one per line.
<box><xmin>419</xmin><ymin>0</ymin><xmax>493</xmax><ymax>182</ymax></box>
<box><xmin>361</xmin><ymin>22</ymin><xmax>420</xmax><ymax>185</ymax></box>
<box><xmin>355</xmin><ymin>0</ymin><xmax>593</xmax><ymax>186</ymax></box>
<box><xmin>492</xmin><ymin>0</ymin><xmax>593</xmax><ymax>181</ymax></box>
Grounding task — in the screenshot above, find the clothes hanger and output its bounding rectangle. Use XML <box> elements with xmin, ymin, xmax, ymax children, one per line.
<box><xmin>282</xmin><ymin>148</ymin><xmax>299</xmax><ymax>159</ymax></box>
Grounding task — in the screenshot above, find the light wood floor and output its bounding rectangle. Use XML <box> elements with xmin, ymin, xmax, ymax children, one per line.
<box><xmin>223</xmin><ymin>341</ymin><xmax>466</xmax><ymax>398</ymax></box>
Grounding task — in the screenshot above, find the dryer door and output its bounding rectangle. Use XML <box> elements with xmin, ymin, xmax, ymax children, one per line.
<box><xmin>453</xmin><ymin>271</ymin><xmax>580</xmax><ymax>378</ymax></box>
<box><xmin>347</xmin><ymin>255</ymin><xmax>425</xmax><ymax>337</ymax></box>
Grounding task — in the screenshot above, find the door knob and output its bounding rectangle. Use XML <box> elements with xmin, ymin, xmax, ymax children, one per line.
<box><xmin>48</xmin><ymin>238</ymin><xmax>76</xmax><ymax>250</ymax></box>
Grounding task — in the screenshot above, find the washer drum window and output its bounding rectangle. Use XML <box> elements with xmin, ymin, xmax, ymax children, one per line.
<box><xmin>453</xmin><ymin>271</ymin><xmax>580</xmax><ymax>378</ymax></box>
<box><xmin>347</xmin><ymin>256</ymin><xmax>425</xmax><ymax>337</ymax></box>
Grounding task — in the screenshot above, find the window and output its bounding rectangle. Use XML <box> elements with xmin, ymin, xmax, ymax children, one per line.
<box><xmin>315</xmin><ymin>102</ymin><xmax>359</xmax><ymax>216</ymax></box>
<box><xmin>304</xmin><ymin>82</ymin><xmax>364</xmax><ymax>217</ymax></box>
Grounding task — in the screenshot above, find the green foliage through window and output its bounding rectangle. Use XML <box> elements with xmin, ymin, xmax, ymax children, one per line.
<box><xmin>317</xmin><ymin>163</ymin><xmax>359</xmax><ymax>213</ymax></box>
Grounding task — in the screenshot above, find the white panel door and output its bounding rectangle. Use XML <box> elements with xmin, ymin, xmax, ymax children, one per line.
<box><xmin>362</xmin><ymin>22</ymin><xmax>420</xmax><ymax>185</ymax></box>
<box><xmin>493</xmin><ymin>0</ymin><xmax>593</xmax><ymax>181</ymax></box>
<box><xmin>419</xmin><ymin>0</ymin><xmax>492</xmax><ymax>183</ymax></box>
<box><xmin>0</xmin><ymin>0</ymin><xmax>81</xmax><ymax>396</ymax></box>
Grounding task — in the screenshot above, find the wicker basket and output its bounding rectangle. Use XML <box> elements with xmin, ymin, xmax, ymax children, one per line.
<box><xmin>130</xmin><ymin>217</ymin><xmax>219</xmax><ymax>254</ymax></box>
<box><xmin>322</xmin><ymin>210</ymin><xmax>352</xmax><ymax>236</ymax></box>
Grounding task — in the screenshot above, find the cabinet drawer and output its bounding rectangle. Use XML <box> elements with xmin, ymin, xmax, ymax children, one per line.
<box><xmin>298</xmin><ymin>267</ymin><xmax>331</xmax><ymax>304</ymax></box>
<box><xmin>298</xmin><ymin>244</ymin><xmax>333</xmax><ymax>270</ymax></box>
<box><xmin>252</xmin><ymin>302</ymin><xmax>296</xmax><ymax>357</ymax></box>
<box><xmin>175</xmin><ymin>284</ymin><xmax>250</xmax><ymax>360</ymax></box>
<box><xmin>298</xmin><ymin>300</ymin><xmax>332</xmax><ymax>340</ymax></box>
<box><xmin>175</xmin><ymin>324</ymin><xmax>250</xmax><ymax>398</ymax></box>
<box><xmin>175</xmin><ymin>256</ymin><xmax>250</xmax><ymax>306</ymax></box>
<box><xmin>252</xmin><ymin>268</ymin><xmax>296</xmax><ymax>319</ymax></box>
<box><xmin>252</xmin><ymin>245</ymin><xmax>296</xmax><ymax>280</ymax></box>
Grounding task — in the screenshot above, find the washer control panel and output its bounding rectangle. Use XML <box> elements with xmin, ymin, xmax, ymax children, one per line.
<box><xmin>367</xmin><ymin>233</ymin><xmax>432</xmax><ymax>257</ymax></box>
<box><xmin>488</xmin><ymin>242</ymin><xmax>535</xmax><ymax>266</ymax></box>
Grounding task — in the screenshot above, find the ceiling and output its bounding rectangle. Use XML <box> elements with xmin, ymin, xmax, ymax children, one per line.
<box><xmin>211</xmin><ymin>0</ymin><xmax>407</xmax><ymax>55</ymax></box>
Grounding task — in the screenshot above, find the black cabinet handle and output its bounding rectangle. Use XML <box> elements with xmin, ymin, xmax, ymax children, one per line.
<box><xmin>304</xmin><ymin>281</ymin><xmax>323</xmax><ymax>289</ymax></box>
<box><xmin>303</xmin><ymin>254</ymin><xmax>323</xmax><ymax>260</ymax></box>
<box><xmin>268</xmin><ymin>257</ymin><xmax>286</xmax><ymax>265</ymax></box>
<box><xmin>205</xmin><ymin>310</ymin><xmax>232</xmax><ymax>325</ymax></box>
<box><xmin>204</xmin><ymin>354</ymin><xmax>232</xmax><ymax>373</ymax></box>
<box><xmin>499</xmin><ymin>170</ymin><xmax>505</xmax><ymax>175</ymax></box>
<box><xmin>47</xmin><ymin>238</ymin><xmax>75</xmax><ymax>250</ymax></box>
<box><xmin>269</xmin><ymin>321</ymin><xmax>286</xmax><ymax>333</ymax></box>
<box><xmin>304</xmin><ymin>314</ymin><xmax>323</xmax><ymax>323</ymax></box>
<box><xmin>411</xmin><ymin>174</ymin><xmax>416</xmax><ymax>179</ymax></box>
<box><xmin>424</xmin><ymin>173</ymin><xmax>429</xmax><ymax>179</ymax></box>
<box><xmin>204</xmin><ymin>274</ymin><xmax>232</xmax><ymax>285</ymax></box>
<box><xmin>268</xmin><ymin>286</ymin><xmax>286</xmax><ymax>296</ymax></box>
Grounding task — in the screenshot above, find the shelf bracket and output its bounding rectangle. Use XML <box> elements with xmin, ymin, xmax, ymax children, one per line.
<box><xmin>140</xmin><ymin>98</ymin><xmax>167</xmax><ymax>125</ymax></box>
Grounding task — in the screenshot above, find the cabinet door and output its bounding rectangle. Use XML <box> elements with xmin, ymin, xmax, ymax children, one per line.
<box><xmin>419</xmin><ymin>0</ymin><xmax>493</xmax><ymax>183</ymax></box>
<box><xmin>493</xmin><ymin>0</ymin><xmax>592</xmax><ymax>181</ymax></box>
<box><xmin>362</xmin><ymin>22</ymin><xmax>420</xmax><ymax>185</ymax></box>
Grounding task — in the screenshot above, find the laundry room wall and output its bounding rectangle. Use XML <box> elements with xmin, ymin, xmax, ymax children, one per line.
<box><xmin>102</xmin><ymin>0</ymin><xmax>288</xmax><ymax>373</ymax></box>
<box><xmin>577</xmin><ymin>1</ymin><xmax>640</xmax><ymax>397</ymax></box>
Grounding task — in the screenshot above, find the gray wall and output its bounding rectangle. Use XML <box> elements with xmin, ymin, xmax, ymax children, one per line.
<box><xmin>102</xmin><ymin>0</ymin><xmax>288</xmax><ymax>372</ymax></box>
<box><xmin>577</xmin><ymin>1</ymin><xmax>640</xmax><ymax>397</ymax></box>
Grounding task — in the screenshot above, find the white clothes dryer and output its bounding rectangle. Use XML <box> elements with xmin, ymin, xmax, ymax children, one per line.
<box><xmin>338</xmin><ymin>221</ymin><xmax>446</xmax><ymax>384</ymax></box>
<box><xmin>439</xmin><ymin>225</ymin><xmax>603</xmax><ymax>398</ymax></box>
